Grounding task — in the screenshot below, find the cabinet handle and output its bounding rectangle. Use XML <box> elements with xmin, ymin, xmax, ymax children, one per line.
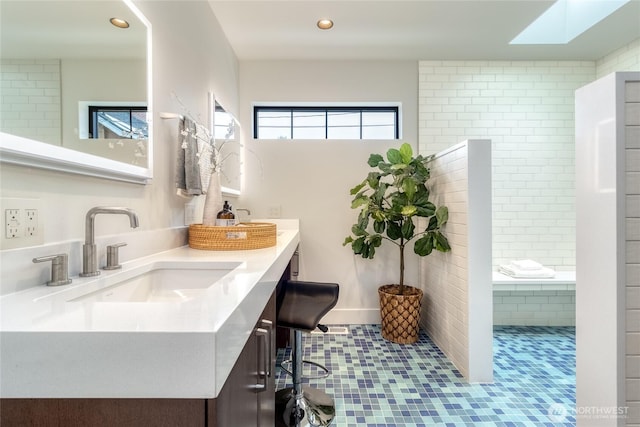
<box><xmin>260</xmin><ymin>319</ymin><xmax>273</xmax><ymax>377</ymax></box>
<box><xmin>255</xmin><ymin>327</ymin><xmax>268</xmax><ymax>392</ymax></box>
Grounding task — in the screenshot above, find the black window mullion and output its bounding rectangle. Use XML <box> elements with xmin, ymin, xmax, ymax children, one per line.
<box><xmin>254</xmin><ymin>105</ymin><xmax>399</xmax><ymax>140</ymax></box>
<box><xmin>325</xmin><ymin>110</ymin><xmax>328</xmax><ymax>139</ymax></box>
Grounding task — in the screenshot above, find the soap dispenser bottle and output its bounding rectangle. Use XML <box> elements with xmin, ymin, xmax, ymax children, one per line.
<box><xmin>216</xmin><ymin>201</ymin><xmax>236</xmax><ymax>226</ymax></box>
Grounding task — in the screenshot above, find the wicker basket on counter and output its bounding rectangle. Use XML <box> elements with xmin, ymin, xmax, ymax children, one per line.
<box><xmin>188</xmin><ymin>222</ymin><xmax>277</xmax><ymax>250</ymax></box>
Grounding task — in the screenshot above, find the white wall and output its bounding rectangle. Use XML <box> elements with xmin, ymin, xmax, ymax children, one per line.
<box><xmin>420</xmin><ymin>140</ymin><xmax>493</xmax><ymax>383</ymax></box>
<box><xmin>0</xmin><ymin>1</ymin><xmax>239</xmax><ymax>278</ymax></box>
<box><xmin>418</xmin><ymin>60</ymin><xmax>596</xmax><ymax>271</ymax></box>
<box><xmin>238</xmin><ymin>60</ymin><xmax>418</xmax><ymax>323</ymax></box>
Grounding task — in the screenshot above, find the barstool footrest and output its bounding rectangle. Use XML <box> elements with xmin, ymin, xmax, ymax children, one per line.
<box><xmin>276</xmin><ymin>386</ymin><xmax>336</xmax><ymax>427</ymax></box>
<box><xmin>280</xmin><ymin>359</ymin><xmax>330</xmax><ymax>379</ymax></box>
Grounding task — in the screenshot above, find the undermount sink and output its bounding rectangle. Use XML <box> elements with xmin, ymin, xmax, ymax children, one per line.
<box><xmin>70</xmin><ymin>262</ymin><xmax>241</xmax><ymax>303</ymax></box>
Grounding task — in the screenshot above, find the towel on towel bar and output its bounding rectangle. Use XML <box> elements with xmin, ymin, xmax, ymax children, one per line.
<box><xmin>175</xmin><ymin>117</ymin><xmax>202</xmax><ymax>196</ymax></box>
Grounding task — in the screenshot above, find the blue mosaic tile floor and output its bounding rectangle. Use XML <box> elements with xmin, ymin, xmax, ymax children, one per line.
<box><xmin>275</xmin><ymin>325</ymin><xmax>576</xmax><ymax>426</ymax></box>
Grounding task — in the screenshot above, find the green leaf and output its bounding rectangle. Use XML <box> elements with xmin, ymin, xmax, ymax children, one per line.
<box><xmin>434</xmin><ymin>231</ymin><xmax>451</xmax><ymax>252</ymax></box>
<box><xmin>414</xmin><ymin>235</ymin><xmax>434</xmax><ymax>256</ymax></box>
<box><xmin>370</xmin><ymin>234</ymin><xmax>383</xmax><ymax>248</ymax></box>
<box><xmin>401</xmin><ymin>205</ymin><xmax>417</xmax><ymax>216</ymax></box>
<box><xmin>351</xmin><ymin>196</ymin><xmax>369</xmax><ymax>209</ymax></box>
<box><xmin>367</xmin><ymin>172</ymin><xmax>381</xmax><ymax>189</ymax></box>
<box><xmin>373</xmin><ymin>183</ymin><xmax>387</xmax><ymax>204</ymax></box>
<box><xmin>357</xmin><ymin>211</ymin><xmax>369</xmax><ymax>230</ymax></box>
<box><xmin>378</xmin><ymin>162</ymin><xmax>392</xmax><ymax>173</ymax></box>
<box><xmin>368</xmin><ymin>153</ymin><xmax>384</xmax><ymax>167</ymax></box>
<box><xmin>372</xmin><ymin>209</ymin><xmax>386</xmax><ymax>222</ymax></box>
<box><xmin>436</xmin><ymin>206</ymin><xmax>449</xmax><ymax>227</ymax></box>
<box><xmin>401</xmin><ymin>219</ymin><xmax>415</xmax><ymax>239</ymax></box>
<box><xmin>426</xmin><ymin>215</ymin><xmax>438</xmax><ymax>231</ymax></box>
<box><xmin>399</xmin><ymin>143</ymin><xmax>413</xmax><ymax>164</ymax></box>
<box><xmin>415</xmin><ymin>200</ymin><xmax>436</xmax><ymax>217</ymax></box>
<box><xmin>390</xmin><ymin>163</ymin><xmax>408</xmax><ymax>170</ymax></box>
<box><xmin>343</xmin><ymin>236</ymin><xmax>353</xmax><ymax>246</ymax></box>
<box><xmin>386</xmin><ymin>221</ymin><xmax>402</xmax><ymax>240</ymax></box>
<box><xmin>352</xmin><ymin>236</ymin><xmax>365</xmax><ymax>254</ymax></box>
<box><xmin>373</xmin><ymin>220</ymin><xmax>386</xmax><ymax>233</ymax></box>
<box><xmin>349</xmin><ymin>181</ymin><xmax>366</xmax><ymax>195</ymax></box>
<box><xmin>402</xmin><ymin>177</ymin><xmax>417</xmax><ymax>200</ymax></box>
<box><xmin>351</xmin><ymin>224</ymin><xmax>366</xmax><ymax>236</ymax></box>
<box><xmin>386</xmin><ymin>148</ymin><xmax>402</xmax><ymax>165</ymax></box>
<box><xmin>365</xmin><ymin>244</ymin><xmax>375</xmax><ymax>259</ymax></box>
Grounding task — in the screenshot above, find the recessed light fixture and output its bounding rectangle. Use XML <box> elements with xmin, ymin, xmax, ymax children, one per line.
<box><xmin>110</xmin><ymin>17</ymin><xmax>130</xmax><ymax>29</ymax></box>
<box><xmin>317</xmin><ymin>19</ymin><xmax>334</xmax><ymax>30</ymax></box>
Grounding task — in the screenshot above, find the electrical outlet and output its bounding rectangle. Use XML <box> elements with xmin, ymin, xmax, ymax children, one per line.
<box><xmin>268</xmin><ymin>205</ymin><xmax>281</xmax><ymax>219</ymax></box>
<box><xmin>1</xmin><ymin>199</ymin><xmax>44</xmax><ymax>249</ymax></box>
<box><xmin>25</xmin><ymin>209</ymin><xmax>38</xmax><ymax>236</ymax></box>
<box><xmin>5</xmin><ymin>209</ymin><xmax>22</xmax><ymax>239</ymax></box>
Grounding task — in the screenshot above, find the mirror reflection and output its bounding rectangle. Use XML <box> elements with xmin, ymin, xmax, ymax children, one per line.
<box><xmin>0</xmin><ymin>0</ymin><xmax>149</xmax><ymax>167</ymax></box>
<box><xmin>215</xmin><ymin>101</ymin><xmax>242</xmax><ymax>194</ymax></box>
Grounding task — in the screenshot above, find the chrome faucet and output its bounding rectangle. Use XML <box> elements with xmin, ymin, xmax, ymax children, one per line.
<box><xmin>80</xmin><ymin>207</ymin><xmax>139</xmax><ymax>277</ymax></box>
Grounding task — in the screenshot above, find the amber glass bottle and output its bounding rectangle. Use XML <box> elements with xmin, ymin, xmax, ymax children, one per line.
<box><xmin>215</xmin><ymin>201</ymin><xmax>236</xmax><ymax>226</ymax></box>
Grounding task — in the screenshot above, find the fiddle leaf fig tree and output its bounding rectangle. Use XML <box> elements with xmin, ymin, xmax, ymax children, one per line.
<box><xmin>343</xmin><ymin>143</ymin><xmax>451</xmax><ymax>295</ymax></box>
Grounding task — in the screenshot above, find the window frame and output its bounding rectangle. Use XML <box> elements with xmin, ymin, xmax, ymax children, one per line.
<box><xmin>253</xmin><ymin>104</ymin><xmax>400</xmax><ymax>140</ymax></box>
<box><xmin>88</xmin><ymin>105</ymin><xmax>148</xmax><ymax>139</ymax></box>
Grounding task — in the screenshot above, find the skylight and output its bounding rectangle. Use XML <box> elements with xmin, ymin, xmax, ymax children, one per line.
<box><xmin>510</xmin><ymin>0</ymin><xmax>630</xmax><ymax>45</ymax></box>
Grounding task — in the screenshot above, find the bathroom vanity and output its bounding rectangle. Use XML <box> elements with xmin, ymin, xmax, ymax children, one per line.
<box><xmin>0</xmin><ymin>222</ymin><xmax>299</xmax><ymax>426</ymax></box>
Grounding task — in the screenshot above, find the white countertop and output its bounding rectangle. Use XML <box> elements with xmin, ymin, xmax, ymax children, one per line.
<box><xmin>0</xmin><ymin>220</ymin><xmax>299</xmax><ymax>399</ymax></box>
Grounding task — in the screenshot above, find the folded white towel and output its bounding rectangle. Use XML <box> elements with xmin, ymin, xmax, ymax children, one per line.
<box><xmin>510</xmin><ymin>259</ymin><xmax>544</xmax><ymax>271</ymax></box>
<box><xmin>498</xmin><ymin>264</ymin><xmax>556</xmax><ymax>279</ymax></box>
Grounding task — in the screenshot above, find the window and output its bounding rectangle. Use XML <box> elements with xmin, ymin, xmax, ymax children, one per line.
<box><xmin>88</xmin><ymin>105</ymin><xmax>148</xmax><ymax>139</ymax></box>
<box><xmin>253</xmin><ymin>105</ymin><xmax>399</xmax><ymax>140</ymax></box>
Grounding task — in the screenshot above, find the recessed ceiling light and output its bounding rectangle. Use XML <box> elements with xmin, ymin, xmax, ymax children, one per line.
<box><xmin>317</xmin><ymin>19</ymin><xmax>334</xmax><ymax>30</ymax></box>
<box><xmin>110</xmin><ymin>17</ymin><xmax>130</xmax><ymax>29</ymax></box>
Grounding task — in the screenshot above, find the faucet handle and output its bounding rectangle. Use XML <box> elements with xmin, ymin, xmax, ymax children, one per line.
<box><xmin>104</xmin><ymin>242</ymin><xmax>127</xmax><ymax>270</ymax></box>
<box><xmin>33</xmin><ymin>254</ymin><xmax>72</xmax><ymax>286</ymax></box>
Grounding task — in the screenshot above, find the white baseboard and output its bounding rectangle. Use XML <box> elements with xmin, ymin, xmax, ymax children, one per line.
<box><xmin>321</xmin><ymin>308</ymin><xmax>381</xmax><ymax>325</ymax></box>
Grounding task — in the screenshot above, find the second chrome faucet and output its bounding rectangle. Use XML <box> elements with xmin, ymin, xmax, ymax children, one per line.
<box><xmin>80</xmin><ymin>207</ymin><xmax>139</xmax><ymax>277</ymax></box>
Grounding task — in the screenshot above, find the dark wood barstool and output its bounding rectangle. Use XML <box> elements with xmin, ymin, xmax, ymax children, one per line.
<box><xmin>275</xmin><ymin>280</ymin><xmax>339</xmax><ymax>427</ymax></box>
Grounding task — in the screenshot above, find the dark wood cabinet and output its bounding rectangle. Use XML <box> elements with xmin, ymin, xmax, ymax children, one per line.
<box><xmin>0</xmin><ymin>293</ymin><xmax>277</xmax><ymax>427</ymax></box>
<box><xmin>213</xmin><ymin>292</ymin><xmax>276</xmax><ymax>427</ymax></box>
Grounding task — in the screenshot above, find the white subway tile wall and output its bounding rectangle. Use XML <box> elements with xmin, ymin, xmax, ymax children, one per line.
<box><xmin>626</xmin><ymin>79</ymin><xmax>640</xmax><ymax>425</ymax></box>
<box><xmin>597</xmin><ymin>38</ymin><xmax>640</xmax><ymax>79</ymax></box>
<box><xmin>418</xmin><ymin>60</ymin><xmax>596</xmax><ymax>271</ymax></box>
<box><xmin>420</xmin><ymin>140</ymin><xmax>493</xmax><ymax>383</ymax></box>
<box><xmin>493</xmin><ymin>290</ymin><xmax>575</xmax><ymax>326</ymax></box>
<box><xmin>420</xmin><ymin>143</ymin><xmax>472</xmax><ymax>379</ymax></box>
<box><xmin>0</xmin><ymin>59</ymin><xmax>61</xmax><ymax>145</ymax></box>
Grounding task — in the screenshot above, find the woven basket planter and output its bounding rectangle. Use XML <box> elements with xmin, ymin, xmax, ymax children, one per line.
<box><xmin>378</xmin><ymin>284</ymin><xmax>423</xmax><ymax>344</ymax></box>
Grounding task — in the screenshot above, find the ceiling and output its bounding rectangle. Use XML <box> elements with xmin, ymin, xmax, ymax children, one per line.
<box><xmin>0</xmin><ymin>1</ymin><xmax>146</xmax><ymax>59</ymax></box>
<box><xmin>207</xmin><ymin>0</ymin><xmax>640</xmax><ymax>61</ymax></box>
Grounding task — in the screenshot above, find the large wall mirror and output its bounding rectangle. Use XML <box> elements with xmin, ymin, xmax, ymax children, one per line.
<box><xmin>0</xmin><ymin>0</ymin><xmax>152</xmax><ymax>184</ymax></box>
<box><xmin>214</xmin><ymin>100</ymin><xmax>242</xmax><ymax>195</ymax></box>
